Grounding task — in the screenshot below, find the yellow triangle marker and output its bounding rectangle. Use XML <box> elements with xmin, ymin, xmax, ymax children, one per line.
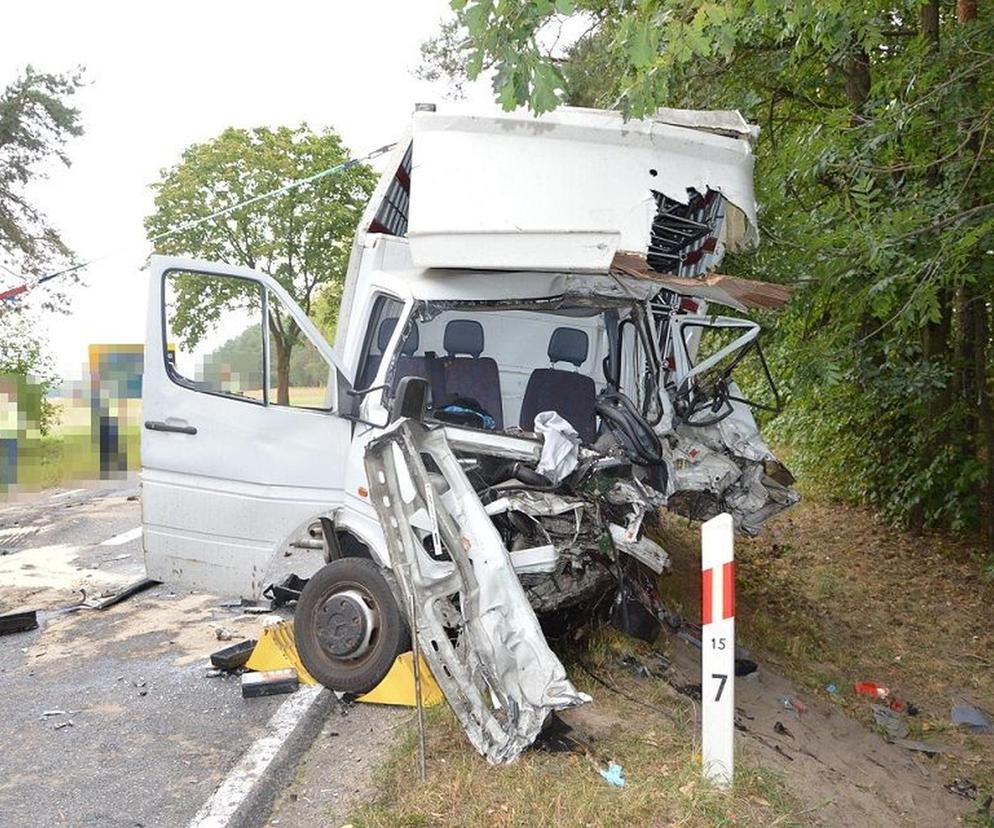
<box><xmin>245</xmin><ymin>619</ymin><xmax>317</xmax><ymax>684</ymax></box>
<box><xmin>357</xmin><ymin>652</ymin><xmax>444</xmax><ymax>707</ymax></box>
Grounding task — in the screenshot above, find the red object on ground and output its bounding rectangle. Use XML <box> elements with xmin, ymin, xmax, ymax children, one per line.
<box><xmin>854</xmin><ymin>682</ymin><xmax>890</xmax><ymax>700</ymax></box>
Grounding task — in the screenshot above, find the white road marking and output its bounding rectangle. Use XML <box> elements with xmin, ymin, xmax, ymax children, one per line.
<box><xmin>187</xmin><ymin>685</ymin><xmax>324</xmax><ymax>828</ymax></box>
<box><xmin>99</xmin><ymin>526</ymin><xmax>142</xmax><ymax>546</ymax></box>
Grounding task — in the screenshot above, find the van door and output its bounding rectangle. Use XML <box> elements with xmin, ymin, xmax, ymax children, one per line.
<box><xmin>142</xmin><ymin>255</ymin><xmax>352</xmax><ymax>597</ymax></box>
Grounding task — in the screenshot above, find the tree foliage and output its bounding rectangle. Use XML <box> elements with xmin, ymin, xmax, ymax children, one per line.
<box><xmin>437</xmin><ymin>1</ymin><xmax>994</xmax><ymax>547</ymax></box>
<box><xmin>0</xmin><ymin>65</ymin><xmax>84</xmax><ymax>293</ymax></box>
<box><xmin>0</xmin><ymin>66</ymin><xmax>83</xmax><ymax>438</ymax></box>
<box><xmin>144</xmin><ymin>125</ymin><xmax>376</xmax><ymax>404</ymax></box>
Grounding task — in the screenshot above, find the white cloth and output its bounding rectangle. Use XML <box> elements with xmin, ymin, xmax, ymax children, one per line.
<box><xmin>533</xmin><ymin>411</ymin><xmax>580</xmax><ymax>484</ymax></box>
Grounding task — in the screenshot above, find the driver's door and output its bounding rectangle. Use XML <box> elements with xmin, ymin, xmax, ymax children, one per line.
<box><xmin>141</xmin><ymin>255</ymin><xmax>352</xmax><ymax>597</ymax></box>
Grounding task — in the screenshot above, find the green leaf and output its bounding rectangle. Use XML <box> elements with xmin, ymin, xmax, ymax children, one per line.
<box><xmin>627</xmin><ymin>20</ymin><xmax>659</xmax><ymax>68</ymax></box>
<box><xmin>554</xmin><ymin>0</ymin><xmax>575</xmax><ymax>13</ymax></box>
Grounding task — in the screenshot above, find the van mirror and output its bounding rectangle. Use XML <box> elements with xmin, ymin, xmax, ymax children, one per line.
<box><xmin>389</xmin><ymin>376</ymin><xmax>429</xmax><ymax>423</ymax></box>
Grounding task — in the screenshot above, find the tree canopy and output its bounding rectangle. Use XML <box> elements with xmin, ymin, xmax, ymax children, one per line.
<box><xmin>144</xmin><ymin>125</ymin><xmax>376</xmax><ymax>404</ymax></box>
<box><xmin>431</xmin><ymin>1</ymin><xmax>994</xmax><ymax>549</ymax></box>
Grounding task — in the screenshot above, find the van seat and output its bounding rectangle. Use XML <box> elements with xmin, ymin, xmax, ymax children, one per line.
<box><xmin>519</xmin><ymin>327</ymin><xmax>597</xmax><ymax>443</ymax></box>
<box><xmin>437</xmin><ymin>320</ymin><xmax>504</xmax><ymax>429</ymax></box>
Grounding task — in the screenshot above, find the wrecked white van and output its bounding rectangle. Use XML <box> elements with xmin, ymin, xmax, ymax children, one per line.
<box><xmin>141</xmin><ymin>106</ymin><xmax>797</xmax><ymax>761</ymax></box>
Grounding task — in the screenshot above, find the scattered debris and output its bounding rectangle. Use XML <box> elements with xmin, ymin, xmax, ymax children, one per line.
<box><xmin>773</xmin><ymin>721</ymin><xmax>794</xmax><ymax>739</ymax></box>
<box><xmin>213</xmin><ymin>626</ymin><xmax>234</xmax><ymax>641</ymax></box>
<box><xmin>0</xmin><ymin>610</ymin><xmax>39</xmax><ymax>635</ymax></box>
<box><xmin>619</xmin><ymin>654</ymin><xmax>652</xmax><ymax>679</ymax></box>
<box><xmin>242</xmin><ymin>668</ymin><xmax>299</xmax><ymax>698</ymax></box>
<box><xmin>40</xmin><ymin>710</ymin><xmax>67</xmax><ymax>718</ymax></box>
<box><xmin>893</xmin><ymin>738</ymin><xmax>946</xmax><ymax>756</ymax></box>
<box><xmin>245</xmin><ymin>619</ymin><xmax>316</xmax><ymax>684</ymax></box>
<box><xmin>532</xmin><ymin>713</ymin><xmax>583</xmax><ymax>754</ymax></box>
<box><xmin>825</xmin><ymin>683</ymin><xmax>839</xmax><ymax>695</ymax></box>
<box><xmin>950</xmin><ymin>704</ymin><xmax>993</xmax><ymax>733</ymax></box>
<box><xmin>83</xmin><ymin>578</ymin><xmax>160</xmax><ymax>610</ymax></box>
<box><xmin>872</xmin><ymin>705</ymin><xmax>910</xmax><ymax>741</ymax></box>
<box><xmin>53</xmin><ymin>720</ymin><xmax>73</xmax><ymax>730</ymax></box>
<box><xmin>205</xmin><ymin>669</ymin><xmax>224</xmax><ymax>678</ymax></box>
<box><xmin>598</xmin><ymin>761</ymin><xmax>626</xmax><ymax>788</ymax></box>
<box><xmin>945</xmin><ymin>778</ymin><xmax>978</xmax><ymax>800</ymax></box>
<box><xmin>263</xmin><ymin>574</ymin><xmax>309</xmax><ymax>608</ymax></box>
<box><xmin>210</xmin><ymin>639</ymin><xmax>256</xmax><ymax>672</ymax></box>
<box><xmin>779</xmin><ymin>696</ymin><xmax>806</xmax><ymax>718</ymax></box>
<box><xmin>854</xmin><ymin>681</ymin><xmax>890</xmax><ymax>701</ymax></box>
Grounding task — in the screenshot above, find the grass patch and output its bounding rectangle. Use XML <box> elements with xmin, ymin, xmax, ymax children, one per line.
<box><xmin>351</xmin><ymin>627</ymin><xmax>800</xmax><ymax>828</ymax></box>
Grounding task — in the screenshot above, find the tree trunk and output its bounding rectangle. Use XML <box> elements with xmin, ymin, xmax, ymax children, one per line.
<box><xmin>920</xmin><ymin>0</ymin><xmax>939</xmax><ymax>49</ymax></box>
<box><xmin>957</xmin><ymin>0</ymin><xmax>977</xmax><ymax>23</ymax></box>
<box><xmin>272</xmin><ymin>336</ymin><xmax>292</xmax><ymax>406</ymax></box>
<box><xmin>975</xmin><ymin>301</ymin><xmax>994</xmax><ymax>550</ymax></box>
<box><xmin>957</xmin><ymin>0</ymin><xmax>992</xmax><ymax>549</ymax></box>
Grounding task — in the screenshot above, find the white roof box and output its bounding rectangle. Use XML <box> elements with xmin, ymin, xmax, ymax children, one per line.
<box><xmin>406</xmin><ymin>106</ymin><xmax>759</xmax><ymax>273</ymax></box>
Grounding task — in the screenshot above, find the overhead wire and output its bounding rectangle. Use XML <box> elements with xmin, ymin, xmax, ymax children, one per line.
<box><xmin>0</xmin><ymin>141</ymin><xmax>398</xmax><ymax>304</ymax></box>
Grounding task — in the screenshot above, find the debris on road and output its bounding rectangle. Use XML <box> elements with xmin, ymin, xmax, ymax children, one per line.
<box><xmin>210</xmin><ymin>639</ymin><xmax>256</xmax><ymax>672</ymax></box>
<box><xmin>263</xmin><ymin>574</ymin><xmax>309</xmax><ymax>608</ymax></box>
<box><xmin>951</xmin><ymin>704</ymin><xmax>993</xmax><ymax>733</ymax></box>
<box><xmin>53</xmin><ymin>720</ymin><xmax>73</xmax><ymax>730</ymax></box>
<box><xmin>83</xmin><ymin>577</ymin><xmax>160</xmax><ymax>610</ymax></box>
<box><xmin>241</xmin><ymin>668</ymin><xmax>299</xmax><ymax>698</ymax></box>
<box><xmin>245</xmin><ymin>619</ymin><xmax>315</xmax><ymax>684</ymax></box>
<box><xmin>0</xmin><ymin>609</ymin><xmax>39</xmax><ymax>635</ymax></box>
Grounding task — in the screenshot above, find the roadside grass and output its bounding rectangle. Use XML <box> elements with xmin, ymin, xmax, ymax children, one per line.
<box><xmin>351</xmin><ymin>625</ymin><xmax>800</xmax><ymax>828</ymax></box>
<box><xmin>654</xmin><ymin>500</ymin><xmax>994</xmax><ymax>812</ymax></box>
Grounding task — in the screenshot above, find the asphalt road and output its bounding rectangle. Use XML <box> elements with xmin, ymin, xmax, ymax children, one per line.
<box><xmin>0</xmin><ymin>481</ymin><xmax>330</xmax><ymax>828</ymax></box>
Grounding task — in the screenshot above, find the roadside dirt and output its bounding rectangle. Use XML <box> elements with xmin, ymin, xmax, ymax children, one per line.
<box><xmin>264</xmin><ymin>702</ymin><xmax>407</xmax><ymax>827</ymax></box>
<box><xmin>656</xmin><ymin>499</ymin><xmax>994</xmax><ymax>825</ymax></box>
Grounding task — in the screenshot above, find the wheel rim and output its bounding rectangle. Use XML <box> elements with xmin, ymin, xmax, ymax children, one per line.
<box><xmin>311</xmin><ymin>581</ymin><xmax>382</xmax><ymax>664</ymax></box>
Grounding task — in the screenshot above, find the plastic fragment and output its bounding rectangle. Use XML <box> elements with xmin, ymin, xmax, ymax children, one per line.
<box><xmin>854</xmin><ymin>682</ymin><xmax>889</xmax><ymax>700</ymax></box>
<box><xmin>950</xmin><ymin>704</ymin><xmax>993</xmax><ymax>733</ymax></box>
<box><xmin>873</xmin><ymin>705</ymin><xmax>910</xmax><ymax>740</ymax></box>
<box><xmin>599</xmin><ymin>761</ymin><xmax>626</xmax><ymax>788</ymax></box>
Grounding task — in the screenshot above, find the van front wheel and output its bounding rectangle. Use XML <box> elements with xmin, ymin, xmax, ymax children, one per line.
<box><xmin>294</xmin><ymin>557</ymin><xmax>409</xmax><ymax>694</ymax></box>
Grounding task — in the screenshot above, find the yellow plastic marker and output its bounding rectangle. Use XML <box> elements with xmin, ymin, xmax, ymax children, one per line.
<box><xmin>358</xmin><ymin>652</ymin><xmax>444</xmax><ymax>708</ymax></box>
<box><xmin>245</xmin><ymin>619</ymin><xmax>317</xmax><ymax>685</ymax></box>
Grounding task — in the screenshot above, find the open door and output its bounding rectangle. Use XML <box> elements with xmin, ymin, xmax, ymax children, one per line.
<box><xmin>141</xmin><ymin>255</ymin><xmax>352</xmax><ymax>597</ymax></box>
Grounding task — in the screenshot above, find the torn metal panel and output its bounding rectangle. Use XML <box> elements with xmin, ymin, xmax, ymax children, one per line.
<box><xmin>365</xmin><ymin>420</ymin><xmax>589</xmax><ymax>763</ymax></box>
<box><xmin>611</xmin><ymin>251</ymin><xmax>791</xmax><ymax>311</ymax></box>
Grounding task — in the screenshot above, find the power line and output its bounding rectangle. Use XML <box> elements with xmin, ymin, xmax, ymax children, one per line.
<box><xmin>0</xmin><ymin>141</ymin><xmax>397</xmax><ymax>304</ymax></box>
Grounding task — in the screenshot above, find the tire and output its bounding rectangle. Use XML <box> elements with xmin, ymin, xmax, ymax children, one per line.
<box><xmin>294</xmin><ymin>557</ymin><xmax>410</xmax><ymax>694</ymax></box>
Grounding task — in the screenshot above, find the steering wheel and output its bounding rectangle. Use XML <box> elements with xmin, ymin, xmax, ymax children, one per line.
<box><xmin>674</xmin><ymin>369</ymin><xmax>734</xmax><ymax>427</ymax></box>
<box><xmin>595</xmin><ymin>389</ymin><xmax>664</xmax><ymax>465</ymax></box>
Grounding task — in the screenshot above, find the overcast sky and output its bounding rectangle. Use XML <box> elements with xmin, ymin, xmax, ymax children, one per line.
<box><xmin>2</xmin><ymin>1</ymin><xmax>492</xmax><ymax>376</ymax></box>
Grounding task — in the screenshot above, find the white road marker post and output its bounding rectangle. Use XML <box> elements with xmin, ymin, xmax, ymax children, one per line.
<box><xmin>701</xmin><ymin>513</ymin><xmax>735</xmax><ymax>789</ymax></box>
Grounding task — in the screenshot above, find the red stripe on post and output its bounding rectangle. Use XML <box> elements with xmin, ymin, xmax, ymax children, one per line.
<box><xmin>0</xmin><ymin>284</ymin><xmax>28</xmax><ymax>302</ymax></box>
<box><xmin>701</xmin><ymin>567</ymin><xmax>713</xmax><ymax>625</ymax></box>
<box><xmin>722</xmin><ymin>562</ymin><xmax>735</xmax><ymax>620</ymax></box>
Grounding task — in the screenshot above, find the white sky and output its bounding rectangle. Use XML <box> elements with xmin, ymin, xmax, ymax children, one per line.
<box><xmin>2</xmin><ymin>0</ymin><xmax>492</xmax><ymax>377</ymax></box>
